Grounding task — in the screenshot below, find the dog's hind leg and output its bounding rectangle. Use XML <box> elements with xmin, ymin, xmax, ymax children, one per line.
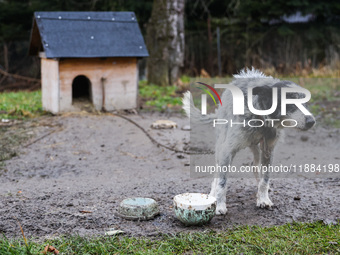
<box><xmin>209</xmin><ymin>178</ymin><xmax>219</xmax><ymax>198</ymax></box>
<box><xmin>250</xmin><ymin>145</ymin><xmax>260</xmax><ymax>184</ymax></box>
<box><xmin>257</xmin><ymin>140</ymin><xmax>275</xmax><ymax>208</ymax></box>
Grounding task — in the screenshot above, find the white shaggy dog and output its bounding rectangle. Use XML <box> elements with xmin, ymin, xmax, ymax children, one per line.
<box><xmin>183</xmin><ymin>68</ymin><xmax>315</xmax><ymax>215</ymax></box>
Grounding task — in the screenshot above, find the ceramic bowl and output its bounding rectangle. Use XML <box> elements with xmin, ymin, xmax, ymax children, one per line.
<box><xmin>117</xmin><ymin>197</ymin><xmax>159</xmax><ymax>220</ymax></box>
<box><xmin>173</xmin><ymin>193</ymin><xmax>216</xmax><ymax>226</ymax></box>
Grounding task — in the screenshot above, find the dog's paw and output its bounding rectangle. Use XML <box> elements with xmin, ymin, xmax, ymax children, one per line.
<box><xmin>256</xmin><ymin>198</ymin><xmax>274</xmax><ymax>209</ymax></box>
<box><xmin>215</xmin><ymin>204</ymin><xmax>228</xmax><ymax>215</ymax></box>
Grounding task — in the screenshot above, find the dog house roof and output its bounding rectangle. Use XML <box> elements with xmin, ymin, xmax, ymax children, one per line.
<box><xmin>29</xmin><ymin>11</ymin><xmax>149</xmax><ymax>58</ymax></box>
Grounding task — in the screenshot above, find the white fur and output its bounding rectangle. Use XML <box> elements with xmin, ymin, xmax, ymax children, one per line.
<box><xmin>233</xmin><ymin>67</ymin><xmax>272</xmax><ymax>79</ymax></box>
<box><xmin>257</xmin><ymin>180</ymin><xmax>273</xmax><ymax>208</ymax></box>
<box><xmin>182</xmin><ymin>91</ymin><xmax>191</xmax><ymax>116</ymax></box>
<box><xmin>184</xmin><ymin>69</ymin><xmax>315</xmax><ymax>215</ymax></box>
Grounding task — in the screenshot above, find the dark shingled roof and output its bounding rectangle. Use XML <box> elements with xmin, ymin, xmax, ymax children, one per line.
<box><xmin>29</xmin><ymin>11</ymin><xmax>149</xmax><ymax>58</ymax></box>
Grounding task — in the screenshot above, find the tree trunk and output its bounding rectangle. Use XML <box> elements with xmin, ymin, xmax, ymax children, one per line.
<box><xmin>207</xmin><ymin>16</ymin><xmax>213</xmax><ymax>76</ymax></box>
<box><xmin>4</xmin><ymin>43</ymin><xmax>9</xmax><ymax>71</ymax></box>
<box><xmin>146</xmin><ymin>0</ymin><xmax>185</xmax><ymax>86</ymax></box>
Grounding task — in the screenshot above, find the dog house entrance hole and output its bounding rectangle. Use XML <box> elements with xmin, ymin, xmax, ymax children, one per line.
<box><xmin>72</xmin><ymin>75</ymin><xmax>92</xmax><ymax>103</ymax></box>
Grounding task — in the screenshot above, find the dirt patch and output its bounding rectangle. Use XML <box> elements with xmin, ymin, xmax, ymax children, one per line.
<box><xmin>0</xmin><ymin>120</ymin><xmax>35</xmax><ymax>162</ymax></box>
<box><xmin>0</xmin><ymin>113</ymin><xmax>339</xmax><ymax>238</ymax></box>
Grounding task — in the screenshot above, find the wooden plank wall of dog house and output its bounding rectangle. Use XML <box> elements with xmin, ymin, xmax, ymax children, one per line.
<box><xmin>58</xmin><ymin>57</ymin><xmax>138</xmax><ymax>111</ymax></box>
<box><xmin>103</xmin><ymin>57</ymin><xmax>138</xmax><ymax>110</ymax></box>
<box><xmin>41</xmin><ymin>57</ymin><xmax>59</xmax><ymax>113</ymax></box>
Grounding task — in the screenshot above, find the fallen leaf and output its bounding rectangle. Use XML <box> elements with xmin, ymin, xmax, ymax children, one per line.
<box><xmin>79</xmin><ymin>210</ymin><xmax>92</xmax><ymax>214</ymax></box>
<box><xmin>43</xmin><ymin>245</ymin><xmax>59</xmax><ymax>254</ymax></box>
<box><xmin>20</xmin><ymin>109</ymin><xmax>34</xmax><ymax>118</ymax></box>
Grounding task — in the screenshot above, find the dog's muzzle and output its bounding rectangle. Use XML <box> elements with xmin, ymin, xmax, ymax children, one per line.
<box><xmin>304</xmin><ymin>116</ymin><xmax>316</xmax><ymax>130</ymax></box>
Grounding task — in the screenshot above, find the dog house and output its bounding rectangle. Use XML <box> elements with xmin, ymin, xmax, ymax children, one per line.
<box><xmin>29</xmin><ymin>12</ymin><xmax>148</xmax><ymax>113</ymax></box>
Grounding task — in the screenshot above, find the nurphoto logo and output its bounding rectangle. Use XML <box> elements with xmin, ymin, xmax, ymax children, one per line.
<box><xmin>197</xmin><ymin>82</ymin><xmax>312</xmax><ymax>128</ymax></box>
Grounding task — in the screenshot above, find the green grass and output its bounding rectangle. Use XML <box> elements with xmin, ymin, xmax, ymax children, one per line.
<box><xmin>300</xmin><ymin>78</ymin><xmax>340</xmax><ymax>128</ymax></box>
<box><xmin>0</xmin><ymin>222</ymin><xmax>339</xmax><ymax>254</ymax></box>
<box><xmin>139</xmin><ymin>80</ymin><xmax>182</xmax><ymax>111</ymax></box>
<box><xmin>0</xmin><ymin>91</ymin><xmax>42</xmax><ymax>163</ymax></box>
<box><xmin>0</xmin><ymin>91</ymin><xmax>43</xmax><ymax>119</ymax></box>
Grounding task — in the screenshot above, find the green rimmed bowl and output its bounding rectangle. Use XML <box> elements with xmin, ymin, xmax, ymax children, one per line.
<box><xmin>117</xmin><ymin>197</ymin><xmax>159</xmax><ymax>220</ymax></box>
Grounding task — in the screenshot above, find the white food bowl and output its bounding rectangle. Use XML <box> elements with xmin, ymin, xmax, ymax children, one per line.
<box><xmin>173</xmin><ymin>193</ymin><xmax>216</xmax><ymax>225</ymax></box>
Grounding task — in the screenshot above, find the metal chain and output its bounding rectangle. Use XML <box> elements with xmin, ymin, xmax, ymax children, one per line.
<box><xmin>111</xmin><ymin>113</ymin><xmax>214</xmax><ymax>155</ymax></box>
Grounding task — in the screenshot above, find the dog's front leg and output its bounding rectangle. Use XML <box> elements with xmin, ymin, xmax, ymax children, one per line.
<box><xmin>257</xmin><ymin>141</ymin><xmax>275</xmax><ymax>208</ymax></box>
<box><xmin>250</xmin><ymin>145</ymin><xmax>260</xmax><ymax>184</ymax></box>
<box><xmin>209</xmin><ymin>153</ymin><xmax>234</xmax><ymax>215</ymax></box>
<box><xmin>210</xmin><ymin>173</ymin><xmax>228</xmax><ymax>215</ymax></box>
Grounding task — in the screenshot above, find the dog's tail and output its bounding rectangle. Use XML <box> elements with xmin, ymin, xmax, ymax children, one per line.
<box><xmin>182</xmin><ymin>91</ymin><xmax>216</xmax><ymax>125</ymax></box>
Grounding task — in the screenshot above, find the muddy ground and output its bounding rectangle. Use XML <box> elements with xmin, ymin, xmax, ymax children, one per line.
<box><xmin>0</xmin><ymin>112</ymin><xmax>339</xmax><ymax>239</ymax></box>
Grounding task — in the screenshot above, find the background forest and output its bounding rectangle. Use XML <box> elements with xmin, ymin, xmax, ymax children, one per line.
<box><xmin>0</xmin><ymin>0</ymin><xmax>340</xmax><ymax>90</ymax></box>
